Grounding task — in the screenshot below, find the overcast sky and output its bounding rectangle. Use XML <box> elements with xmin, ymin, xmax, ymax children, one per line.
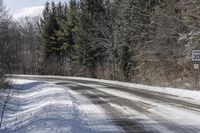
<box><xmin>4</xmin><ymin>0</ymin><xmax>68</xmax><ymax>19</ymax></box>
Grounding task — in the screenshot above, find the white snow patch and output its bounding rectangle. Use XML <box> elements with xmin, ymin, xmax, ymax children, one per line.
<box><xmin>11</xmin><ymin>79</ymin><xmax>37</xmax><ymax>85</ymax></box>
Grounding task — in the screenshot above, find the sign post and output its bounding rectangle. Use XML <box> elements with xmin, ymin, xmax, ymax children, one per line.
<box><xmin>192</xmin><ymin>50</ymin><xmax>200</xmax><ymax>88</ymax></box>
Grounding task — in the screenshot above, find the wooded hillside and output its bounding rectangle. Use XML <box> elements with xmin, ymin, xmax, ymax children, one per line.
<box><xmin>2</xmin><ymin>0</ymin><xmax>200</xmax><ymax>88</ymax></box>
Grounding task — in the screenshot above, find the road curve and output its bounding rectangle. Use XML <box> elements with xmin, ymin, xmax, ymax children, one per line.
<box><xmin>11</xmin><ymin>76</ymin><xmax>200</xmax><ymax>133</ymax></box>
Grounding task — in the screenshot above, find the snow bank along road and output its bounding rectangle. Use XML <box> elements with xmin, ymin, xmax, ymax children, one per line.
<box><xmin>5</xmin><ymin>75</ymin><xmax>200</xmax><ymax>133</ymax></box>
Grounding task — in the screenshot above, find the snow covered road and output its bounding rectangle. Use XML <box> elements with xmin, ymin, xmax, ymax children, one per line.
<box><xmin>0</xmin><ymin>79</ymin><xmax>122</xmax><ymax>133</ymax></box>
<box><xmin>3</xmin><ymin>75</ymin><xmax>200</xmax><ymax>133</ymax></box>
<box><xmin>58</xmin><ymin>80</ymin><xmax>200</xmax><ymax>133</ymax></box>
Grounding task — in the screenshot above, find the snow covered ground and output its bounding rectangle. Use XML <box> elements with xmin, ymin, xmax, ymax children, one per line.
<box><xmin>0</xmin><ymin>79</ymin><xmax>122</xmax><ymax>133</ymax></box>
<box><xmin>11</xmin><ymin>75</ymin><xmax>200</xmax><ymax>101</ymax></box>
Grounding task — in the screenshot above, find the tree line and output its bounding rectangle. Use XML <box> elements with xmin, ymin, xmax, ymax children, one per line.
<box><xmin>0</xmin><ymin>0</ymin><xmax>14</xmax><ymax>85</ymax></box>
<box><xmin>1</xmin><ymin>0</ymin><xmax>200</xmax><ymax>88</ymax></box>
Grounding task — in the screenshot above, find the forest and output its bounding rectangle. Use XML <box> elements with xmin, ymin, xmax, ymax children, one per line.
<box><xmin>0</xmin><ymin>0</ymin><xmax>200</xmax><ymax>88</ymax></box>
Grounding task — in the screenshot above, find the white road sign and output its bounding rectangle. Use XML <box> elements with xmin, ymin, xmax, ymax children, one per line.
<box><xmin>192</xmin><ymin>50</ymin><xmax>200</xmax><ymax>64</ymax></box>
